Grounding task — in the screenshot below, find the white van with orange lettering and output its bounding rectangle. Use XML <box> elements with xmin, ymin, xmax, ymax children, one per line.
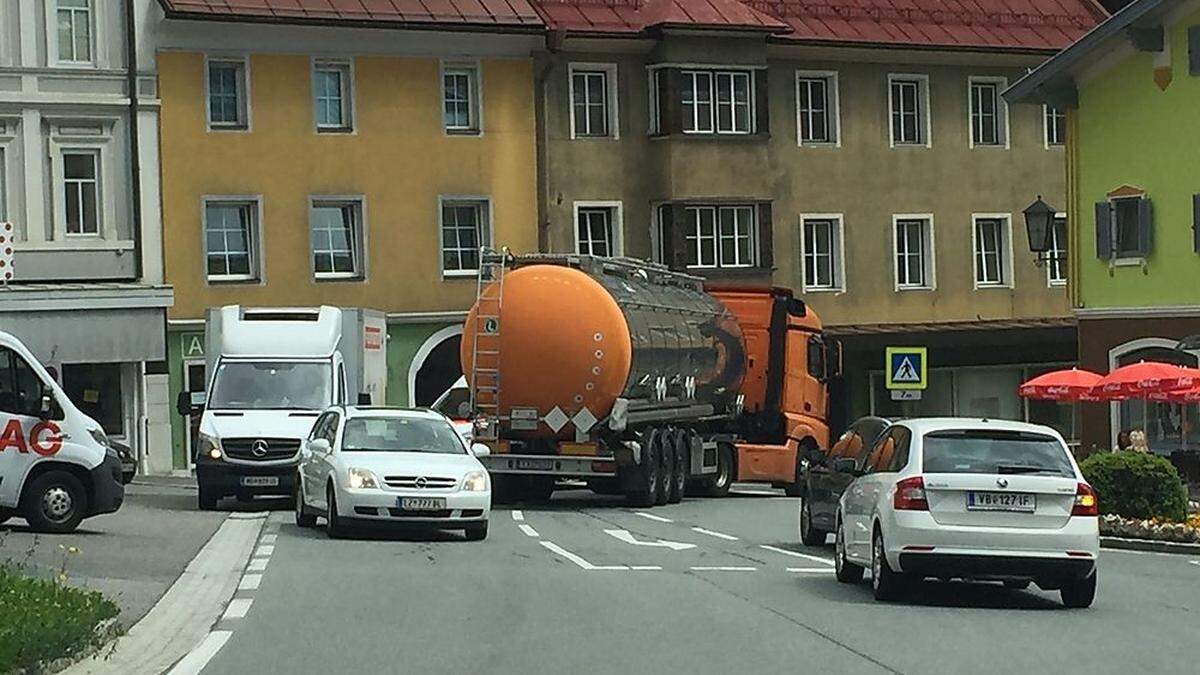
<box><xmin>0</xmin><ymin>330</ymin><xmax>124</xmax><ymax>533</ymax></box>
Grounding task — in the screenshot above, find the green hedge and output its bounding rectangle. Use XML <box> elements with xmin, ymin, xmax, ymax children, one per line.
<box><xmin>1079</xmin><ymin>451</ymin><xmax>1188</xmax><ymax>522</ymax></box>
<box><xmin>0</xmin><ymin>564</ymin><xmax>119</xmax><ymax>673</ymax></box>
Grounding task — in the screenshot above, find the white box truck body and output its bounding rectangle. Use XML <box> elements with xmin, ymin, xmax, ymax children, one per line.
<box><xmin>186</xmin><ymin>306</ymin><xmax>386</xmax><ymax>509</ymax></box>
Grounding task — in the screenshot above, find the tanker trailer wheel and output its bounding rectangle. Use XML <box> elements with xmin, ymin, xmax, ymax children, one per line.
<box><xmin>523</xmin><ymin>477</ymin><xmax>555</xmax><ymax>504</ymax></box>
<box><xmin>704</xmin><ymin>443</ymin><xmax>735</xmax><ymax>498</ymax></box>
<box><xmin>667</xmin><ymin>430</ymin><xmax>689</xmax><ymax>504</ymax></box>
<box><xmin>655</xmin><ymin>429</ymin><xmax>673</xmax><ymax>506</ymax></box>
<box><xmin>625</xmin><ymin>430</ymin><xmax>661</xmax><ymax>508</ymax></box>
<box><xmin>492</xmin><ymin>475</ymin><xmax>520</xmax><ymax>505</ymax></box>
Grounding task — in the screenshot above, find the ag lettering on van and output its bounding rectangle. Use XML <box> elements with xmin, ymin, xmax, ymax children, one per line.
<box><xmin>0</xmin><ymin>417</ymin><xmax>63</xmax><ymax>456</ymax></box>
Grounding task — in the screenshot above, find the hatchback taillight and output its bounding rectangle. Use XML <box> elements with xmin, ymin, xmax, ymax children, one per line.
<box><xmin>893</xmin><ymin>476</ymin><xmax>928</xmax><ymax>511</ymax></box>
<box><xmin>1072</xmin><ymin>482</ymin><xmax>1098</xmax><ymax>516</ymax></box>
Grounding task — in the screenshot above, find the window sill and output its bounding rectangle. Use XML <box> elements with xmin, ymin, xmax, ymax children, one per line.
<box><xmin>687</xmin><ymin>266</ymin><xmax>773</xmax><ymax>280</ymax></box>
<box><xmin>895</xmin><ymin>285</ymin><xmax>935</xmax><ymax>292</ymax></box>
<box><xmin>442</xmin><ymin>270</ymin><xmax>478</xmax><ymax>279</ymax></box>
<box><xmin>571</xmin><ymin>134</ymin><xmax>618</xmax><ymax>141</ymax></box>
<box><xmin>316</xmin><ymin>127</ymin><xmax>355</xmax><ymax>135</ymax></box>
<box><xmin>651</xmin><ymin>132</ymin><xmax>770</xmax><ymax>143</ymax></box>
<box><xmin>208</xmin><ymin>124</ymin><xmax>250</xmax><ymax>133</ymax></box>
<box><xmin>206</xmin><ymin>276</ymin><xmax>260</xmax><ymax>285</ymax></box>
<box><xmin>974</xmin><ymin>283</ymin><xmax>1014</xmax><ymax>290</ymax></box>
<box><xmin>314</xmin><ymin>273</ymin><xmax>364</xmax><ymax>282</ymax></box>
<box><xmin>802</xmin><ymin>285</ymin><xmax>844</xmax><ymax>293</ymax></box>
<box><xmin>798</xmin><ymin>141</ymin><xmax>839</xmax><ymax>148</ymax></box>
<box><xmin>969</xmin><ymin>143</ymin><xmax>1009</xmax><ymax>149</ymax></box>
<box><xmin>1048</xmin><ymin>281</ymin><xmax>1067</xmax><ymax>288</ymax></box>
<box><xmin>445</xmin><ymin>128</ymin><xmax>482</xmax><ymax>137</ymax></box>
<box><xmin>1112</xmin><ymin>257</ymin><xmax>1145</xmax><ymax>267</ymax></box>
<box><xmin>890</xmin><ymin>143</ymin><xmax>930</xmax><ymax>149</ymax></box>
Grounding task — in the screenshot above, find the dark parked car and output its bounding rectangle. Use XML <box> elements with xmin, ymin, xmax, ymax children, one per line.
<box><xmin>111</xmin><ymin>440</ymin><xmax>137</xmax><ymax>485</ymax></box>
<box><xmin>799</xmin><ymin>416</ymin><xmax>891</xmax><ymax>546</ymax></box>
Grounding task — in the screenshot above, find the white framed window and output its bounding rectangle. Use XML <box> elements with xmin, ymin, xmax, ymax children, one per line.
<box><xmin>968</xmin><ymin>77</ymin><xmax>1008</xmax><ymax>147</ymax></box>
<box><xmin>1045</xmin><ymin>105</ymin><xmax>1066</xmax><ymax>147</ymax></box>
<box><xmin>972</xmin><ymin>214</ymin><xmax>1013</xmax><ymax>288</ymax></box>
<box><xmin>313</xmin><ymin>60</ymin><xmax>353</xmax><ymax>133</ymax></box>
<box><xmin>574</xmin><ymin>202</ymin><xmax>623</xmax><ymax>257</ymax></box>
<box><xmin>206</xmin><ymin>57</ymin><xmax>249</xmax><ymax>130</ymax></box>
<box><xmin>54</xmin><ymin>0</ymin><xmax>92</xmax><ymax>64</ymax></box>
<box><xmin>310</xmin><ymin>198</ymin><xmax>364</xmax><ymax>279</ymax></box>
<box><xmin>685</xmin><ymin>205</ymin><xmax>756</xmax><ymax>268</ymax></box>
<box><xmin>62</xmin><ymin>150</ymin><xmax>99</xmax><ymax>236</ymax></box>
<box><xmin>1047</xmin><ymin>213</ymin><xmax>1067</xmax><ymax>286</ymax></box>
<box><xmin>203</xmin><ymin>198</ymin><xmax>260</xmax><ymax>282</ymax></box>
<box><xmin>440</xmin><ymin>198</ymin><xmax>490</xmax><ymax>276</ymax></box>
<box><xmin>442</xmin><ymin>64</ymin><xmax>480</xmax><ymax>134</ymax></box>
<box><xmin>888</xmin><ymin>74</ymin><xmax>930</xmax><ymax>147</ymax></box>
<box><xmin>796</xmin><ymin>71</ymin><xmax>839</xmax><ymax>146</ymax></box>
<box><xmin>570</xmin><ymin>64</ymin><xmax>618</xmax><ymax>139</ymax></box>
<box><xmin>800</xmin><ymin>214</ymin><xmax>844</xmax><ymax>291</ymax></box>
<box><xmin>893</xmin><ymin>215</ymin><xmax>934</xmax><ymax>290</ymax></box>
<box><xmin>682</xmin><ymin>70</ymin><xmax>752</xmax><ymax>134</ymax></box>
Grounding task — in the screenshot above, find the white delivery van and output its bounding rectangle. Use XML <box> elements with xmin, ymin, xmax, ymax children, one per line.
<box><xmin>0</xmin><ymin>330</ymin><xmax>124</xmax><ymax>532</ymax></box>
<box><xmin>179</xmin><ymin>306</ymin><xmax>386</xmax><ymax>510</ymax></box>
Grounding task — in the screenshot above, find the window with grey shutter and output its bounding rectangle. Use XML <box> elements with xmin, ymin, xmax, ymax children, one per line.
<box><xmin>1094</xmin><ymin>201</ymin><xmax>1112</xmax><ymax>260</ymax></box>
<box><xmin>1136</xmin><ymin>198</ymin><xmax>1153</xmax><ymax>256</ymax></box>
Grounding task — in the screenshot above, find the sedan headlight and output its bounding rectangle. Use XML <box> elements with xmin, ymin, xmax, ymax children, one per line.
<box><xmin>198</xmin><ymin>433</ymin><xmax>222</xmax><ymax>461</ymax></box>
<box><xmin>463</xmin><ymin>470</ymin><xmax>489</xmax><ymax>492</ymax></box>
<box><xmin>346</xmin><ymin>468</ymin><xmax>379</xmax><ymax>490</ymax></box>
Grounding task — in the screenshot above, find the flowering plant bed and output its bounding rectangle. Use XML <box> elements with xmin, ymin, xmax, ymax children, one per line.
<box><xmin>1100</xmin><ymin>513</ymin><xmax>1200</xmax><ymax>544</ymax></box>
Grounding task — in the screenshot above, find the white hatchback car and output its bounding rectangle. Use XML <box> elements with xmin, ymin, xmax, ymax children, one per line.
<box><xmin>295</xmin><ymin>407</ymin><xmax>492</xmax><ymax>540</ymax></box>
<box><xmin>833</xmin><ymin>418</ymin><xmax>1099</xmax><ymax>607</ymax></box>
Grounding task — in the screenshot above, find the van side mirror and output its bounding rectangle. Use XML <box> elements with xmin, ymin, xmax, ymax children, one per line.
<box><xmin>471</xmin><ymin>443</ymin><xmax>491</xmax><ymax>458</ymax></box>
<box><xmin>176</xmin><ymin>391</ymin><xmax>192</xmax><ymax>417</ymax></box>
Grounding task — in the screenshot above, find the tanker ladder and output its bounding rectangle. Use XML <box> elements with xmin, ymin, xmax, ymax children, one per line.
<box><xmin>469</xmin><ymin>247</ymin><xmax>510</xmax><ymax>439</ymax></box>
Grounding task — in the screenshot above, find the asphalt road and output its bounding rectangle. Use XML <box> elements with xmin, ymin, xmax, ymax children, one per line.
<box><xmin>199</xmin><ymin>485</ymin><xmax>1200</xmax><ymax>675</ymax></box>
<box><xmin>0</xmin><ymin>480</ymin><xmax>226</xmax><ymax>627</ymax></box>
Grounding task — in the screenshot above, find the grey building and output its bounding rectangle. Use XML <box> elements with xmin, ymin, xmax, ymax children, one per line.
<box><xmin>0</xmin><ymin>0</ymin><xmax>172</xmax><ymax>473</ymax></box>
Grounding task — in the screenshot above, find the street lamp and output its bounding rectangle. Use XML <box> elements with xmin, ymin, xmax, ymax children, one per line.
<box><xmin>1022</xmin><ymin>196</ymin><xmax>1056</xmax><ymax>264</ymax></box>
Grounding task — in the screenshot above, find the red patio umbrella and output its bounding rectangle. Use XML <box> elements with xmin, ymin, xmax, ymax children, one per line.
<box><xmin>1018</xmin><ymin>368</ymin><xmax>1103</xmax><ymax>401</ymax></box>
<box><xmin>1093</xmin><ymin>361</ymin><xmax>1198</xmax><ymax>397</ymax></box>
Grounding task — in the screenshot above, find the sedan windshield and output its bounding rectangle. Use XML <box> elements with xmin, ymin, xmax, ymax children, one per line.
<box><xmin>922</xmin><ymin>430</ymin><xmax>1075</xmax><ymax>477</ymax></box>
<box><xmin>342</xmin><ymin>417</ymin><xmax>466</xmax><ymax>454</ymax></box>
<box><xmin>208</xmin><ymin>361</ymin><xmax>332</xmax><ymax>411</ymax></box>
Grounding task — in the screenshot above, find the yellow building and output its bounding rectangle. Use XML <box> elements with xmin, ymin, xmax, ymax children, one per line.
<box><xmin>154</xmin><ymin>2</ymin><xmax>542</xmax><ymax>470</ymax></box>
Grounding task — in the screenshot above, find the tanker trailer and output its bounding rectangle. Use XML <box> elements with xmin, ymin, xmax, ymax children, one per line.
<box><xmin>462</xmin><ymin>252</ymin><xmax>836</xmax><ymax>507</ymax></box>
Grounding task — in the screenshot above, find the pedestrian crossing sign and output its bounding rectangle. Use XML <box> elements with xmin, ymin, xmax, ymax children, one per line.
<box><xmin>885</xmin><ymin>347</ymin><xmax>927</xmax><ymax>390</ymax></box>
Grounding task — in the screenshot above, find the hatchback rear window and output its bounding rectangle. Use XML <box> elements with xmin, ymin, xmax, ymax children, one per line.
<box><xmin>922</xmin><ymin>430</ymin><xmax>1074</xmax><ymax>477</ymax></box>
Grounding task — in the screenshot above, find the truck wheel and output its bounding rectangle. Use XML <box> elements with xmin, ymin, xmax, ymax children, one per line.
<box><xmin>704</xmin><ymin>443</ymin><xmax>734</xmax><ymax>497</ymax></box>
<box><xmin>655</xmin><ymin>430</ymin><xmax>672</xmax><ymax>506</ymax></box>
<box><xmin>21</xmin><ymin>471</ymin><xmax>88</xmax><ymax>534</ymax></box>
<box><xmin>197</xmin><ymin>484</ymin><xmax>219</xmax><ymax>511</ymax></box>
<box><xmin>586</xmin><ymin>478</ymin><xmax>622</xmax><ymax>495</ymax></box>
<box><xmin>626</xmin><ymin>431</ymin><xmax>660</xmax><ymax>507</ymax></box>
<box><xmin>668</xmin><ymin>431</ymin><xmax>688</xmax><ymax>504</ymax></box>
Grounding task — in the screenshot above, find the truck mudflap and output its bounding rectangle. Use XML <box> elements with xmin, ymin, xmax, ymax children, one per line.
<box><xmin>481</xmin><ymin>454</ymin><xmax>618</xmax><ymax>477</ymax></box>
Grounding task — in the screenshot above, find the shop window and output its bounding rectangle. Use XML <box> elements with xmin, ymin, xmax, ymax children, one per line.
<box><xmin>62</xmin><ymin>363</ymin><xmax>123</xmax><ymax>435</ymax></box>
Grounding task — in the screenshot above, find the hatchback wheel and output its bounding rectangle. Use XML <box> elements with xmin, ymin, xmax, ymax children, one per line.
<box><xmin>1060</xmin><ymin>571</ymin><xmax>1097</xmax><ymax>608</ymax></box>
<box><xmin>871</xmin><ymin>529</ymin><xmax>907</xmax><ymax>601</ymax></box>
<box><xmin>834</xmin><ymin>518</ymin><xmax>863</xmax><ymax>584</ymax></box>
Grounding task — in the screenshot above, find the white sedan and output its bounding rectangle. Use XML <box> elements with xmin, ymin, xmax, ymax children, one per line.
<box><xmin>295</xmin><ymin>407</ymin><xmax>492</xmax><ymax>540</ymax></box>
<box><xmin>834</xmin><ymin>418</ymin><xmax>1099</xmax><ymax>607</ymax></box>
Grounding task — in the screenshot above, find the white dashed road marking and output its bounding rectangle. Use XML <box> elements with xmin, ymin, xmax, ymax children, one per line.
<box><xmin>511</xmin><ymin>510</ymin><xmax>524</xmax><ymax>522</ymax></box>
<box><xmin>167</xmin><ymin>630</ymin><xmax>232</xmax><ymax>675</ymax></box>
<box><xmin>518</xmin><ymin>524</ymin><xmax>540</xmax><ymax>538</ymax></box>
<box><xmin>691</xmin><ymin>526</ymin><xmax>738</xmax><ymax>541</ymax></box>
<box><xmin>787</xmin><ymin>567</ymin><xmax>837</xmax><ymax>574</ymax></box>
<box><xmin>237</xmin><ymin>573</ymin><xmax>262</xmax><ymax>591</ymax></box>
<box><xmin>691</xmin><ymin>566</ymin><xmax>757</xmax><ymax>572</ymax></box>
<box><xmin>635</xmin><ymin>511</ymin><xmax>674</xmax><ymax>523</ymax></box>
<box><xmin>247</xmin><ymin>557</ymin><xmax>268</xmax><ymax>572</ymax></box>
<box><xmin>631</xmin><ymin>565</ymin><xmax>663</xmax><ymax>571</ymax></box>
<box><xmin>260</xmin><ymin>534</ymin><xmax>277</xmax><ymax>544</ymax></box>
<box><xmin>255</xmin><ymin>545</ymin><xmax>275</xmax><ymax>557</ymax></box>
<box><xmin>760</xmin><ymin>544</ymin><xmax>834</xmax><ymax>566</ymax></box>
<box><xmin>1190</xmin><ymin>560</ymin><xmax>1199</xmax><ymax>566</ymax></box>
<box><xmin>222</xmin><ymin>598</ymin><xmax>254</xmax><ymax>621</ymax></box>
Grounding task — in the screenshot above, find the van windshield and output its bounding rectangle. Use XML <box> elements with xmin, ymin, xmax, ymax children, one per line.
<box><xmin>208</xmin><ymin>361</ymin><xmax>332</xmax><ymax>411</ymax></box>
<box><xmin>433</xmin><ymin>386</ymin><xmax>471</xmax><ymax>419</ymax></box>
<box><xmin>922</xmin><ymin>430</ymin><xmax>1074</xmax><ymax>477</ymax></box>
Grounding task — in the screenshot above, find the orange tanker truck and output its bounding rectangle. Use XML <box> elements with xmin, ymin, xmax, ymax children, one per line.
<box><xmin>461</xmin><ymin>252</ymin><xmax>840</xmax><ymax>506</ymax></box>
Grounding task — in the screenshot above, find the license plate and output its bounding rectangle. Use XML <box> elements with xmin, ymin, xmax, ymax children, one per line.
<box><xmin>241</xmin><ymin>476</ymin><xmax>279</xmax><ymax>487</ymax></box>
<box><xmin>399</xmin><ymin>497</ymin><xmax>446</xmax><ymax>511</ymax></box>
<box><xmin>967</xmin><ymin>491</ymin><xmax>1036</xmax><ymax>512</ymax></box>
<box><xmin>516</xmin><ymin>458</ymin><xmax>553</xmax><ymax>471</ymax></box>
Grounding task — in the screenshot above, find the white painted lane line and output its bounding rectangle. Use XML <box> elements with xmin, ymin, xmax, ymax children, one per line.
<box><xmin>167</xmin><ymin>630</ymin><xmax>232</xmax><ymax>675</ymax></box>
<box><xmin>246</xmin><ymin>558</ymin><xmax>268</xmax><ymax>572</ymax></box>
<box><xmin>606</xmin><ymin>529</ymin><xmax>695</xmax><ymax>550</ymax></box>
<box><xmin>787</xmin><ymin>567</ymin><xmax>837</xmax><ymax>574</ymax></box>
<box><xmin>731</xmin><ymin>489</ymin><xmax>780</xmax><ymax>496</ymax></box>
<box><xmin>221</xmin><ymin>598</ymin><xmax>253</xmax><ymax>620</ymax></box>
<box><xmin>518</xmin><ymin>524</ymin><xmax>540</xmax><ymax>538</ymax></box>
<box><xmin>691</xmin><ymin>566</ymin><xmax>757</xmax><ymax>572</ymax></box>
<box><xmin>691</xmin><ymin>526</ymin><xmax>738</xmax><ymax>541</ymax></box>
<box><xmin>1190</xmin><ymin>560</ymin><xmax>1199</xmax><ymax>566</ymax></box>
<box><xmin>760</xmin><ymin>544</ymin><xmax>834</xmax><ymax>566</ymax></box>
<box><xmin>635</xmin><ymin>512</ymin><xmax>674</xmax><ymax>523</ymax></box>
<box><xmin>540</xmin><ymin>541</ymin><xmax>629</xmax><ymax>571</ymax></box>
<box><xmin>260</xmin><ymin>534</ymin><xmax>277</xmax><ymax>544</ymax></box>
<box><xmin>255</xmin><ymin>545</ymin><xmax>274</xmax><ymax>557</ymax></box>
<box><xmin>631</xmin><ymin>566</ymin><xmax>663</xmax><ymax>571</ymax></box>
<box><xmin>512</xmin><ymin>510</ymin><xmax>524</xmax><ymax>521</ymax></box>
<box><xmin>237</xmin><ymin>574</ymin><xmax>262</xmax><ymax>591</ymax></box>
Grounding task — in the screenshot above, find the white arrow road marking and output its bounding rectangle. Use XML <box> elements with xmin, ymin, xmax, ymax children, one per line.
<box><xmin>511</xmin><ymin>510</ymin><xmax>524</xmax><ymax>521</ymax></box>
<box><xmin>760</xmin><ymin>544</ymin><xmax>835</xmax><ymax>566</ymax></box>
<box><xmin>635</xmin><ymin>512</ymin><xmax>673</xmax><ymax>523</ymax></box>
<box><xmin>518</xmin><ymin>524</ymin><xmax>540</xmax><ymax>538</ymax></box>
<box><xmin>691</xmin><ymin>526</ymin><xmax>738</xmax><ymax>541</ymax></box>
<box><xmin>691</xmin><ymin>566</ymin><xmax>757</xmax><ymax>571</ymax></box>
<box><xmin>787</xmin><ymin>567</ymin><xmax>837</xmax><ymax>574</ymax></box>
<box><xmin>605</xmin><ymin>529</ymin><xmax>696</xmax><ymax>551</ymax></box>
<box><xmin>540</xmin><ymin>541</ymin><xmax>629</xmax><ymax>570</ymax></box>
<box><xmin>631</xmin><ymin>566</ymin><xmax>663</xmax><ymax>571</ymax></box>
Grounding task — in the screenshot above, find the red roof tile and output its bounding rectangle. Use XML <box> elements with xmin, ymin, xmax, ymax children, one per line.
<box><xmin>159</xmin><ymin>0</ymin><xmax>544</xmax><ymax>27</ymax></box>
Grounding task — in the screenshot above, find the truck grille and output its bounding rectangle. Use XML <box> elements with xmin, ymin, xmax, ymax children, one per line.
<box><xmin>383</xmin><ymin>475</ymin><xmax>457</xmax><ymax>490</ymax></box>
<box><xmin>222</xmin><ymin>438</ymin><xmax>301</xmax><ymax>462</ymax></box>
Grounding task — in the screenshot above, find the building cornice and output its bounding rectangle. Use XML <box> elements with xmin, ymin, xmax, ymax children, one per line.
<box><xmin>1074</xmin><ymin>305</ymin><xmax>1200</xmax><ymax>319</ymax></box>
<box><xmin>0</xmin><ymin>284</ymin><xmax>174</xmax><ymax>312</ymax></box>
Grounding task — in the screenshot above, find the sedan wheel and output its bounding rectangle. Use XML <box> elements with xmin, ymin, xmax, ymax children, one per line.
<box><xmin>325</xmin><ymin>487</ymin><xmax>345</xmax><ymax>539</ymax></box>
<box><xmin>834</xmin><ymin>518</ymin><xmax>863</xmax><ymax>584</ymax></box>
<box><xmin>871</xmin><ymin>529</ymin><xmax>907</xmax><ymax>601</ymax></box>
<box><xmin>295</xmin><ymin>479</ymin><xmax>317</xmax><ymax>528</ymax></box>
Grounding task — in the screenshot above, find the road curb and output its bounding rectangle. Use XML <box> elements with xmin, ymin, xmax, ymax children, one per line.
<box><xmin>1100</xmin><ymin>536</ymin><xmax>1200</xmax><ymax>555</ymax></box>
<box><xmin>58</xmin><ymin>513</ymin><xmax>266</xmax><ymax>675</ymax></box>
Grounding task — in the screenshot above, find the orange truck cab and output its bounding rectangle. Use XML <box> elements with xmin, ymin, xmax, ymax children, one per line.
<box><xmin>709</xmin><ymin>287</ymin><xmax>839</xmax><ymax>492</ymax></box>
